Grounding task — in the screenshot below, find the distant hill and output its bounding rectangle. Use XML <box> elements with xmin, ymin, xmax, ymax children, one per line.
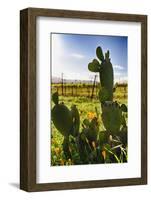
<box><xmin>52</xmin><ymin>76</ymin><xmax>128</xmax><ymax>85</ymax></box>
<box><xmin>51</xmin><ymin>76</ymin><xmax>97</xmax><ymax>84</ymax></box>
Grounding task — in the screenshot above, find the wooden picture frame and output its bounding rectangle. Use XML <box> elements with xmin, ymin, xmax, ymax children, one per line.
<box><xmin>20</xmin><ymin>7</ymin><xmax>147</xmax><ymax>192</ymax></box>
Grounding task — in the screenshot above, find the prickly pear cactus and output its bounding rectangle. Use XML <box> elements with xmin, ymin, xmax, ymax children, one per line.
<box><xmin>51</xmin><ymin>92</ymin><xmax>82</xmax><ymax>159</ymax></box>
<box><xmin>51</xmin><ymin>92</ymin><xmax>73</xmax><ymax>137</ymax></box>
<box><xmin>88</xmin><ymin>46</ymin><xmax>113</xmax><ymax>102</ymax></box>
<box><xmin>88</xmin><ymin>46</ymin><xmax>127</xmax><ymax>134</ymax></box>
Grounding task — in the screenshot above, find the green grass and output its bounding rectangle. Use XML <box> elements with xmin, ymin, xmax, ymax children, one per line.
<box><xmin>51</xmin><ymin>83</ymin><xmax>127</xmax><ymax>99</ymax></box>
<box><xmin>51</xmin><ymin>87</ymin><xmax>127</xmax><ymax>166</ymax></box>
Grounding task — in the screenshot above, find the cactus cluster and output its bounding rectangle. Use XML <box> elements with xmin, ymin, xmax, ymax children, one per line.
<box><xmin>88</xmin><ymin>46</ymin><xmax>127</xmax><ymax>134</ymax></box>
<box><xmin>52</xmin><ymin>91</ymin><xmax>104</xmax><ymax>163</ymax></box>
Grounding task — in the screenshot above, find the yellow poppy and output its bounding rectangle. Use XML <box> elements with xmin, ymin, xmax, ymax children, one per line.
<box><xmin>87</xmin><ymin>112</ymin><xmax>96</xmax><ymax>119</ymax></box>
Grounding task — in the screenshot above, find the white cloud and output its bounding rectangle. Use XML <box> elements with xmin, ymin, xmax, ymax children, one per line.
<box><xmin>52</xmin><ymin>35</ymin><xmax>86</xmax><ymax>80</ymax></box>
<box><xmin>114</xmin><ymin>72</ymin><xmax>128</xmax><ymax>83</ymax></box>
<box><xmin>113</xmin><ymin>65</ymin><xmax>124</xmax><ymax>70</ymax></box>
<box><xmin>58</xmin><ymin>70</ymin><xmax>95</xmax><ymax>81</ymax></box>
<box><xmin>70</xmin><ymin>53</ymin><xmax>85</xmax><ymax>59</ymax></box>
<box><xmin>114</xmin><ymin>72</ymin><xmax>123</xmax><ymax>76</ymax></box>
<box><xmin>113</xmin><ymin>65</ymin><xmax>127</xmax><ymax>83</ymax></box>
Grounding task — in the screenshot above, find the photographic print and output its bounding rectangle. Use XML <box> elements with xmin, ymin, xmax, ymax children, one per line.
<box><xmin>51</xmin><ymin>33</ymin><xmax>128</xmax><ymax>166</ymax></box>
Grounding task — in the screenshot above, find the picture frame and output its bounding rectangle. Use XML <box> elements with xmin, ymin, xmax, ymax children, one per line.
<box><xmin>20</xmin><ymin>7</ymin><xmax>147</xmax><ymax>192</ymax></box>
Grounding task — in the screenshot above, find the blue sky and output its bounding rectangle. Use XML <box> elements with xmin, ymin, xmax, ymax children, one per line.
<box><xmin>51</xmin><ymin>33</ymin><xmax>127</xmax><ymax>83</ymax></box>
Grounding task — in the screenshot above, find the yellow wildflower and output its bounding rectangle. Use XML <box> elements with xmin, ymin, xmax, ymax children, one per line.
<box><xmin>87</xmin><ymin>112</ymin><xmax>96</xmax><ymax>120</ymax></box>
<box><xmin>54</xmin><ymin>147</ymin><xmax>60</xmax><ymax>155</ymax></box>
<box><xmin>102</xmin><ymin>150</ymin><xmax>106</xmax><ymax>160</ymax></box>
<box><xmin>60</xmin><ymin>159</ymin><xmax>64</xmax><ymax>165</ymax></box>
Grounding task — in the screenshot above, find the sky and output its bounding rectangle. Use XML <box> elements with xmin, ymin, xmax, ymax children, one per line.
<box><xmin>51</xmin><ymin>33</ymin><xmax>128</xmax><ymax>83</ymax></box>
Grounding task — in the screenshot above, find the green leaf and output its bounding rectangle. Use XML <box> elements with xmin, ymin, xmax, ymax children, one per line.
<box><xmin>96</xmin><ymin>46</ymin><xmax>104</xmax><ymax>61</ymax></box>
<box><xmin>52</xmin><ymin>92</ymin><xmax>59</xmax><ymax>105</ymax></box>
<box><xmin>104</xmin><ymin>146</ymin><xmax>120</xmax><ymax>163</ymax></box>
<box><xmin>83</xmin><ymin>119</ymin><xmax>90</xmax><ymax>127</ymax></box>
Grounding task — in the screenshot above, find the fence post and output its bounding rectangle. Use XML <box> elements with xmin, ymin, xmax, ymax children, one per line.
<box><xmin>91</xmin><ymin>75</ymin><xmax>97</xmax><ymax>99</ymax></box>
<box><xmin>61</xmin><ymin>73</ymin><xmax>64</xmax><ymax>96</ymax></box>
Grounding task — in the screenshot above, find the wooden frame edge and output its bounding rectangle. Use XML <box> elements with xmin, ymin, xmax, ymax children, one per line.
<box><xmin>20</xmin><ymin>8</ymin><xmax>37</xmax><ymax>191</ymax></box>
<box><xmin>20</xmin><ymin>8</ymin><xmax>29</xmax><ymax>191</ymax></box>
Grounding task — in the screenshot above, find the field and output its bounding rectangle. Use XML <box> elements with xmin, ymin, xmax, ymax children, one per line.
<box><xmin>51</xmin><ymin>83</ymin><xmax>128</xmax><ymax>166</ymax></box>
<box><xmin>51</xmin><ymin>82</ymin><xmax>127</xmax><ymax>99</ymax></box>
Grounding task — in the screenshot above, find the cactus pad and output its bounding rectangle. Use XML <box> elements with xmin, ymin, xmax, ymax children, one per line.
<box><xmin>101</xmin><ymin>101</ymin><xmax>123</xmax><ymax>134</ymax></box>
<box><xmin>51</xmin><ymin>103</ymin><xmax>73</xmax><ymax>136</ymax></box>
